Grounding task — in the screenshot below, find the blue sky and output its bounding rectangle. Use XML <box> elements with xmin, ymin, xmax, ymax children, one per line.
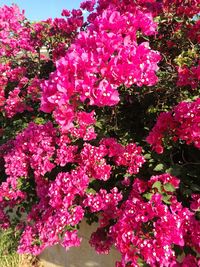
<box><xmin>0</xmin><ymin>0</ymin><xmax>83</xmax><ymax>21</ymax></box>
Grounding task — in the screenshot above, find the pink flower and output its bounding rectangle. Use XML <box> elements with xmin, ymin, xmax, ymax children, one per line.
<box><xmin>62</xmin><ymin>230</ymin><xmax>81</xmax><ymax>250</ymax></box>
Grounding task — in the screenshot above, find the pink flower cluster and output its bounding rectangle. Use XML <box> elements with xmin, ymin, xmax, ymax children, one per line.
<box><xmin>0</xmin><ymin>1</ymin><xmax>200</xmax><ymax>266</ymax></box>
<box><xmin>15</xmin><ymin>135</ymin><xmax>144</xmax><ymax>254</ymax></box>
<box><xmin>147</xmin><ymin>97</ymin><xmax>200</xmax><ymax>153</ymax></box>
<box><xmin>0</xmin><ymin>117</ymin><xmax>145</xmax><ymax>255</ymax></box>
<box><xmin>1</xmin><ymin>122</ymin><xmax>56</xmax><ymax>179</ymax></box>
<box><xmin>0</xmin><ymin>62</ymin><xmax>43</xmax><ymax>117</ymax></box>
<box><xmin>162</xmin><ymin>0</ymin><xmax>200</xmax><ymax>17</ymax></box>
<box><xmin>31</xmin><ymin>8</ymin><xmax>84</xmax><ymax>61</ymax></box>
<box><xmin>188</xmin><ymin>19</ymin><xmax>200</xmax><ymax>44</ymax></box>
<box><xmin>40</xmin><ymin>0</ymin><xmax>160</xmax><ymax>133</ymax></box>
<box><xmin>17</xmin><ymin>169</ymin><xmax>87</xmax><ymax>254</ymax></box>
<box><xmin>89</xmin><ymin>174</ymin><xmax>200</xmax><ymax>267</ymax></box>
<box><xmin>190</xmin><ymin>194</ymin><xmax>200</xmax><ymax>212</ymax></box>
<box><xmin>0</xmin><ymin>4</ymin><xmax>84</xmax><ymax>119</ymax></box>
<box><xmin>0</xmin><ymin>4</ymin><xmax>33</xmax><ymax>57</ymax></box>
<box><xmin>177</xmin><ymin>62</ymin><xmax>200</xmax><ymax>89</ymax></box>
<box><xmin>83</xmin><ymin>187</ymin><xmax>122</xmax><ymax>213</ymax></box>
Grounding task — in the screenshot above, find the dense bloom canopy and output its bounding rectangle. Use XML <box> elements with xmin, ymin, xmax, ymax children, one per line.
<box><xmin>0</xmin><ymin>0</ymin><xmax>200</xmax><ymax>266</ymax></box>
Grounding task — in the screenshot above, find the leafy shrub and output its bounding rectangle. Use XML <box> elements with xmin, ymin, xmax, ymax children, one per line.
<box><xmin>0</xmin><ymin>1</ymin><xmax>200</xmax><ymax>266</ymax></box>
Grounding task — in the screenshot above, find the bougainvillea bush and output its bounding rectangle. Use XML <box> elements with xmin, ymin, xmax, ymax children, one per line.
<box><xmin>0</xmin><ymin>1</ymin><xmax>200</xmax><ymax>266</ymax></box>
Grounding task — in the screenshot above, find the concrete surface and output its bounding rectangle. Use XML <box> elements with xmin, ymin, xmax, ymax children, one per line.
<box><xmin>39</xmin><ymin>221</ymin><xmax>120</xmax><ymax>267</ymax></box>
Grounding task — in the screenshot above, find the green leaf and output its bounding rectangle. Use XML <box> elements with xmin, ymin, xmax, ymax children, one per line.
<box><xmin>17</xmin><ymin>177</ymin><xmax>24</xmax><ymax>189</ymax></box>
<box><xmin>137</xmin><ymin>257</ymin><xmax>150</xmax><ymax>267</ymax></box>
<box><xmin>144</xmin><ymin>153</ymin><xmax>151</xmax><ymax>160</ymax></box>
<box><xmin>153</xmin><ymin>163</ymin><xmax>164</xmax><ymax>172</ymax></box>
<box><xmin>95</xmin><ymin>121</ymin><xmax>102</xmax><ymax>129</ymax></box>
<box><xmin>34</xmin><ymin>117</ymin><xmax>45</xmax><ymax>125</ymax></box>
<box><xmin>86</xmin><ymin>188</ymin><xmax>96</xmax><ymax>194</ymax></box>
<box><xmin>163</xmin><ymin>183</ymin><xmax>175</xmax><ymax>192</ymax></box>
<box><xmin>152</xmin><ymin>181</ymin><xmax>162</xmax><ymax>192</ymax></box>
<box><xmin>162</xmin><ymin>194</ymin><xmax>171</xmax><ymax>204</ymax></box>
<box><xmin>143</xmin><ymin>192</ymin><xmax>153</xmax><ymax>200</ymax></box>
<box><xmin>174</xmin><ymin>17</ymin><xmax>183</xmax><ymax>23</ymax></box>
